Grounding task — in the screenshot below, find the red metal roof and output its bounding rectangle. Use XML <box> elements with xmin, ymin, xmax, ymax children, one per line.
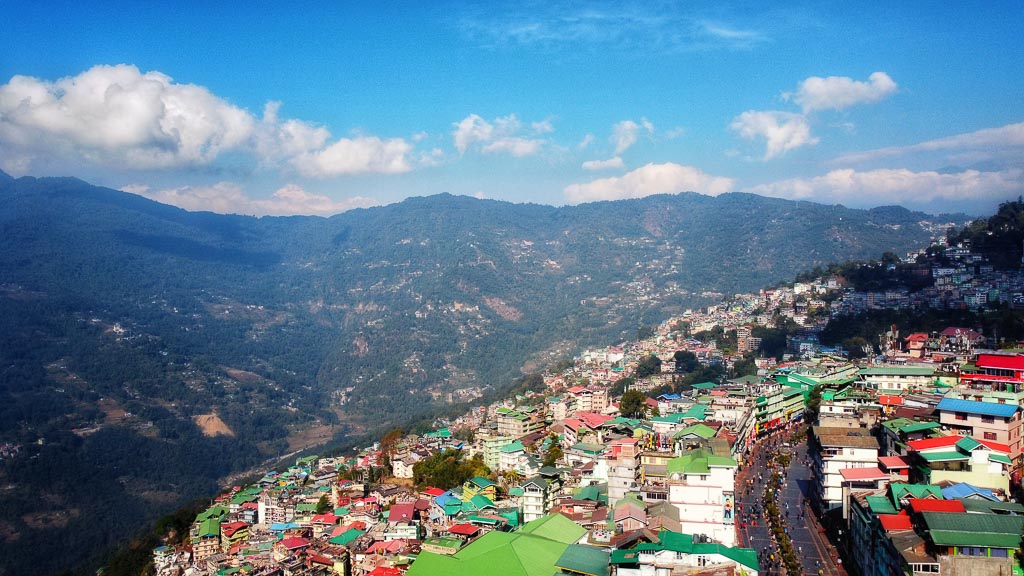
<box><xmin>907</xmin><ymin>436</ymin><xmax>959</xmax><ymax>451</ymax></box>
<box><xmin>878</xmin><ymin>456</ymin><xmax>911</xmax><ymax>469</ymax></box>
<box><xmin>907</xmin><ymin>498</ymin><xmax>965</xmax><ymax>513</ymax></box>
<box><xmin>839</xmin><ymin>467</ymin><xmax>889</xmax><ymax>481</ymax></box>
<box><xmin>448</xmin><ymin>523</ymin><xmax>480</xmax><ymax>536</ymax></box>
<box><xmin>976</xmin><ymin>353</ymin><xmax>1024</xmax><ymax>371</ymax></box>
<box><xmin>905</xmin><ymin>333</ymin><xmax>929</xmax><ymax>342</ymax></box>
<box><xmin>388</xmin><ymin>503</ymin><xmax>415</xmax><ymax>522</ymax></box>
<box><xmin>878</xmin><ymin>395</ymin><xmax>904</xmax><ymax>406</ymax></box>
<box><xmin>977</xmin><ymin>438</ymin><xmax>1011</xmax><ymax>453</ymax></box>
<box><xmin>279</xmin><ymin>536</ymin><xmax>310</xmax><ymax>549</ymax></box>
<box><xmin>878</xmin><ymin>513</ymin><xmax>914</xmax><ymax>531</ymax></box>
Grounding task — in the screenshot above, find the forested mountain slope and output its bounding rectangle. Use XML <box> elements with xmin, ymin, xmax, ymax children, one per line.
<box><xmin>0</xmin><ymin>172</ymin><xmax>960</xmax><ymax>573</ymax></box>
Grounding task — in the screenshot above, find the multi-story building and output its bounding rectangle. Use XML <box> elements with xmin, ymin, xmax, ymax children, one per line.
<box><xmin>665</xmin><ymin>448</ymin><xmax>738</xmax><ymax>547</ymax></box>
<box><xmin>477</xmin><ymin>434</ymin><xmax>513</xmax><ymax>471</ymax></box>
<box><xmin>495</xmin><ymin>408</ymin><xmax>545</xmax><ymax>437</ymax></box>
<box><xmin>811</xmin><ymin>426</ymin><xmax>880</xmax><ymax>511</ymax></box>
<box><xmin>936</xmin><ymin>398</ymin><xmax>1021</xmax><ymax>454</ymax></box>
<box><xmin>858</xmin><ymin>366</ymin><xmax>937</xmax><ymax>392</ymax></box>
<box><xmin>606</xmin><ymin>437</ymin><xmax>641</xmax><ymax>507</ymax></box>
<box><xmin>567</xmin><ymin>386</ymin><xmax>609</xmax><ymax>414</ymax></box>
<box><xmin>957</xmin><ymin>353</ymin><xmax>1024</xmax><ymax>402</ymax></box>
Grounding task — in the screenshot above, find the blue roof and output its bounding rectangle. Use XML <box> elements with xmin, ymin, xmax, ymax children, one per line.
<box><xmin>936</xmin><ymin>398</ymin><xmax>1018</xmax><ymax>418</ymax></box>
<box><xmin>941</xmin><ymin>482</ymin><xmax>999</xmax><ymax>501</ymax></box>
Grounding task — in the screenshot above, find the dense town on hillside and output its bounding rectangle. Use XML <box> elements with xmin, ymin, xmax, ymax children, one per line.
<box><xmin>155</xmin><ymin>240</ymin><xmax>1024</xmax><ymax>576</ymax></box>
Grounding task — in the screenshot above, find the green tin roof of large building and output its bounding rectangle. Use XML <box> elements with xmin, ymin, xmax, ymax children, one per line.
<box><xmin>860</xmin><ymin>367</ymin><xmax>936</xmax><ymax>376</ymax></box>
<box><xmin>666</xmin><ymin>449</ymin><xmax>736</xmax><ymax>475</ymax></box>
<box><xmin>406</xmin><ymin>514</ymin><xmax>586</xmax><ymax>576</ymax></box>
<box><xmin>866</xmin><ymin>495</ymin><xmax>899</xmax><ymax>515</ymax></box>
<box><xmin>328</xmin><ymin>528</ymin><xmax>365</xmax><ymax>546</ymax></box>
<box><xmin>555</xmin><ymin>544</ymin><xmax>610</xmax><ymax>576</ymax></box>
<box><xmin>610</xmin><ymin>530</ymin><xmax>757</xmax><ymax>571</ymax></box>
<box><xmin>673</xmin><ymin>423</ymin><xmax>717</xmax><ymax>440</ymax></box>
<box><xmin>923</xmin><ymin>512</ymin><xmax>1024</xmax><ymax>548</ymax></box>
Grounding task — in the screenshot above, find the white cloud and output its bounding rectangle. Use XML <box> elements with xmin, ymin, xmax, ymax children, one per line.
<box><xmin>664</xmin><ymin>127</ymin><xmax>686</xmax><ymax>139</ymax></box>
<box><xmin>0</xmin><ymin>64</ymin><xmax>254</xmax><ymax>169</ymax></box>
<box><xmin>786</xmin><ymin>71</ymin><xmax>897</xmax><ymax>113</ymax></box>
<box><xmin>610</xmin><ymin>119</ymin><xmax>654</xmax><ymax>155</ymax></box>
<box><xmin>482</xmin><ymin>137</ymin><xmax>543</xmax><ymax>157</ymax></box>
<box><xmin>123</xmin><ymin>181</ymin><xmax>377</xmax><ymax>216</ymax></box>
<box><xmin>835</xmin><ymin>121</ymin><xmax>1024</xmax><ymax>164</ymax></box>
<box><xmin>531</xmin><ymin>119</ymin><xmax>555</xmax><ymax>134</ymax></box>
<box><xmin>749</xmin><ymin>167</ymin><xmax>1024</xmax><ymax>208</ymax></box>
<box><xmin>581</xmin><ymin>157</ymin><xmax>625</xmax><ymax>171</ymax></box>
<box><xmin>451</xmin><ymin>113</ymin><xmax>547</xmax><ymax>156</ymax></box>
<box><xmin>0</xmin><ymin>65</ymin><xmax>415</xmax><ymax>178</ymax></box>
<box><xmin>292</xmin><ymin>136</ymin><xmax>412</xmax><ymax>178</ymax></box>
<box><xmin>577</xmin><ymin>133</ymin><xmax>595</xmax><ymax>150</ymax></box>
<box><xmin>564</xmin><ymin>162</ymin><xmax>735</xmax><ymax>203</ymax></box>
<box><xmin>729</xmin><ymin>110</ymin><xmax>818</xmax><ymax>159</ymax></box>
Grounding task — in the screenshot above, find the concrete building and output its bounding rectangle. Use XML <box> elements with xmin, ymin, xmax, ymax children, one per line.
<box><xmin>665</xmin><ymin>448</ymin><xmax>738</xmax><ymax>547</ymax></box>
<box><xmin>811</xmin><ymin>426</ymin><xmax>880</xmax><ymax>511</ymax></box>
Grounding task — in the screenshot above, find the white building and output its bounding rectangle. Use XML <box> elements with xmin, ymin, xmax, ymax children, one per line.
<box><xmin>812</xmin><ymin>426</ymin><xmax>880</xmax><ymax>511</ymax></box>
<box><xmin>666</xmin><ymin>449</ymin><xmax>738</xmax><ymax>547</ymax></box>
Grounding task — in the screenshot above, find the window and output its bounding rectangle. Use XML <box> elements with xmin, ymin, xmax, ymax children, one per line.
<box><xmin>981</xmin><ymin>415</ymin><xmax>995</xmax><ymax>424</ymax></box>
<box><xmin>984</xmin><ymin>432</ymin><xmax>998</xmax><ymax>440</ymax></box>
<box><xmin>955</xmin><ymin>412</ymin><xmax>968</xmax><ymax>421</ymax></box>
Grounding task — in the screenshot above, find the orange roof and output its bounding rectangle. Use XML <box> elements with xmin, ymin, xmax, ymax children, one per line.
<box><xmin>905</xmin><ymin>333</ymin><xmax>929</xmax><ymax>342</ymax></box>
<box><xmin>878</xmin><ymin>456</ymin><xmax>911</xmax><ymax>469</ymax></box>
<box><xmin>878</xmin><ymin>395</ymin><xmax>903</xmax><ymax>406</ymax></box>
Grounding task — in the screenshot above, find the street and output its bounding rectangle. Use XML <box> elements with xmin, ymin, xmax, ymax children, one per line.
<box><xmin>735</xmin><ymin>428</ymin><xmax>846</xmax><ymax>576</ymax></box>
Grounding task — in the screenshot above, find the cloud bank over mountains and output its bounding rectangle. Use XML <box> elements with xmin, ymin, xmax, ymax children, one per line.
<box><xmin>0</xmin><ymin>65</ymin><xmax>1019</xmax><ymax>216</ymax></box>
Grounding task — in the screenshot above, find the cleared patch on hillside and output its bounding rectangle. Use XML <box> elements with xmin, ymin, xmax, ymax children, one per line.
<box><xmin>193</xmin><ymin>413</ymin><xmax>235</xmax><ymax>437</ymax></box>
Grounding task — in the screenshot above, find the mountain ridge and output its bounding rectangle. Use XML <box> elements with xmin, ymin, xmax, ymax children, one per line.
<box><xmin>0</xmin><ymin>173</ymin><xmax>968</xmax><ymax>574</ymax></box>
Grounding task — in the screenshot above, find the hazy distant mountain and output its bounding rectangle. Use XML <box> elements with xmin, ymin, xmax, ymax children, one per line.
<box><xmin>0</xmin><ymin>174</ymin><xmax>963</xmax><ymax>573</ymax></box>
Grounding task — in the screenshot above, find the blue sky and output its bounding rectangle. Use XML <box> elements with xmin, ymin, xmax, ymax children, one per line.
<box><xmin>2</xmin><ymin>1</ymin><xmax>1022</xmax><ymax>215</ymax></box>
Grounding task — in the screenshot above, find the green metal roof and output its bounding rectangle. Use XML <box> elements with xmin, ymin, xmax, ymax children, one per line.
<box><xmin>900</xmin><ymin>421</ymin><xmax>941</xmax><ymax>434</ymax></box>
<box><xmin>555</xmin><ymin>544</ymin><xmax>610</xmax><ymax>576</ymax></box>
<box><xmin>609</xmin><ymin>531</ymin><xmax>757</xmax><ymax>571</ymax></box>
<box><xmin>501</xmin><ymin>440</ymin><xmax>526</xmax><ymax>453</ymax></box>
<box><xmin>667</xmin><ymin>449</ymin><xmax>736</xmax><ymax>475</ymax></box>
<box><xmin>673</xmin><ymin>423</ymin><xmax>717</xmax><ymax>440</ymax></box>
<box><xmin>990</xmin><ymin>453</ymin><xmax>1012</xmax><ymax>465</ymax></box>
<box><xmin>406</xmin><ymin>514</ymin><xmax>586</xmax><ymax>576</ymax></box>
<box><xmin>890</xmin><ymin>483</ymin><xmax>943</xmax><ymax>508</ymax></box>
<box><xmin>866</xmin><ymin>495</ymin><xmax>898</xmax><ymax>515</ymax></box>
<box><xmin>328</xmin><ymin>528</ymin><xmax>365</xmax><ymax>546</ymax></box>
<box><xmin>922</xmin><ymin>512</ymin><xmax>1024</xmax><ymax>548</ymax></box>
<box><xmin>860</xmin><ymin>367</ymin><xmax>935</xmax><ymax>376</ymax></box>
<box><xmin>919</xmin><ymin>451</ymin><xmax>969</xmax><ymax>462</ymax></box>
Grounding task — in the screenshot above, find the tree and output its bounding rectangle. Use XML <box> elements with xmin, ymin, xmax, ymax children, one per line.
<box><xmin>673</xmin><ymin>350</ymin><xmax>699</xmax><ymax>373</ymax></box>
<box><xmin>805</xmin><ymin>385</ymin><xmax>822</xmax><ymax>425</ymax></box>
<box><xmin>635</xmin><ymin>355</ymin><xmax>662</xmax><ymax>379</ymax></box>
<box><xmin>620</xmin><ymin>389</ymin><xmax>647</xmax><ymax>419</ymax></box>
<box><xmin>543</xmin><ymin>435</ymin><xmax>563</xmax><ymax>468</ymax></box>
<box><xmin>611</xmin><ymin>376</ymin><xmax>635</xmax><ymax>396</ymax></box>
<box><xmin>379</xmin><ymin>428</ymin><xmax>404</xmax><ymax>474</ymax></box>
<box><xmin>315</xmin><ymin>494</ymin><xmax>330</xmax><ymax>514</ymax></box>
